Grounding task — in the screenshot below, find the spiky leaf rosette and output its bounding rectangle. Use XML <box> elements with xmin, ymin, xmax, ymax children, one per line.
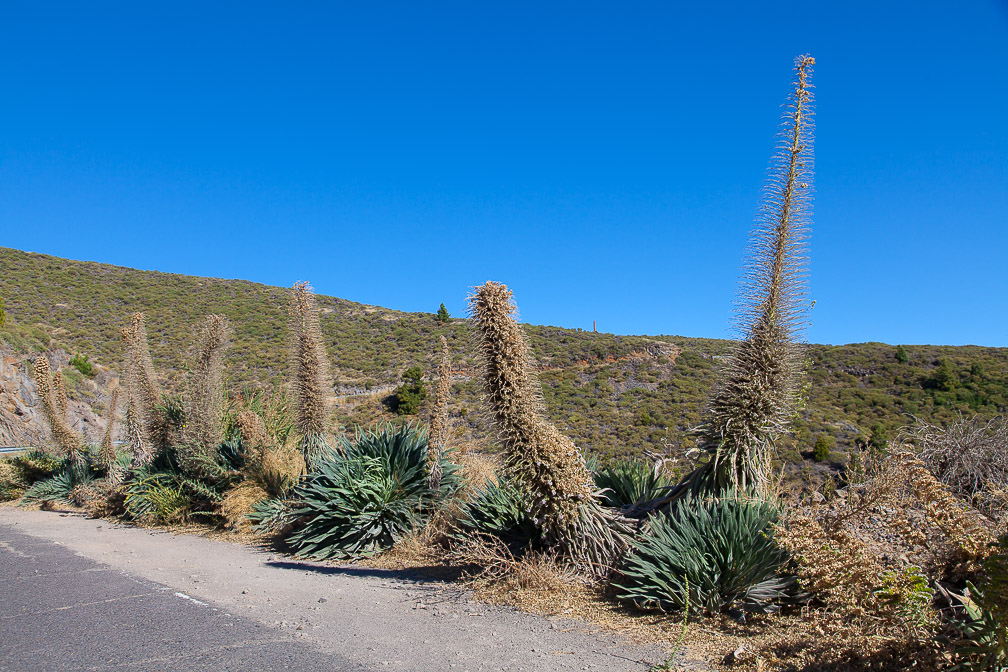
<box><xmin>427</xmin><ymin>335</ymin><xmax>452</xmax><ymax>489</ymax></box>
<box><xmin>468</xmin><ymin>281</ymin><xmax>627</xmax><ymax>572</ymax></box>
<box><xmin>593</xmin><ymin>458</ymin><xmax>676</xmax><ymax>510</ymax></box>
<box><xmin>285</xmin><ymin>423</ymin><xmax>459</xmax><ymax>560</ymax></box>
<box><xmin>32</xmin><ymin>357</ymin><xmax>83</xmax><ymax>461</ymax></box>
<box><xmin>455</xmin><ymin>475</ymin><xmax>541</xmax><ymax>553</ymax></box>
<box><xmin>614</xmin><ymin>494</ymin><xmax>801</xmax><ymax>615</ymax></box>
<box><xmin>182</xmin><ymin>314</ymin><xmax>231</xmax><ymax>455</ymax></box>
<box><xmin>689</xmin><ymin>55</ymin><xmax>815</xmax><ymax>497</ymax></box>
<box><xmin>288</xmin><ymin>282</ymin><xmax>333</xmax><ymax>470</ymax></box>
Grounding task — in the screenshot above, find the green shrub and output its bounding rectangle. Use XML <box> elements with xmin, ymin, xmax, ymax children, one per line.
<box><xmin>593</xmin><ymin>458</ymin><xmax>675</xmax><ymax>509</ymax></box>
<box><xmin>614</xmin><ymin>495</ymin><xmax>800</xmax><ymax>615</ymax></box>
<box><xmin>285</xmin><ymin>423</ymin><xmax>457</xmax><ymax>560</ymax></box>
<box><xmin>896</xmin><ymin>345</ymin><xmax>909</xmax><ymax>363</ymax></box>
<box><xmin>69</xmin><ymin>353</ymin><xmax>94</xmax><ymax>377</ymax></box>
<box><xmin>0</xmin><ymin>458</ymin><xmax>26</xmax><ymax>500</ymax></box>
<box><xmin>8</xmin><ymin>448</ymin><xmax>61</xmax><ymax>485</ymax></box>
<box><xmin>812</xmin><ymin>435</ymin><xmax>832</xmax><ymax>462</ymax></box>
<box><xmin>21</xmin><ymin>464</ymin><xmax>95</xmax><ymax>506</ymax></box>
<box><xmin>454</xmin><ymin>476</ymin><xmax>540</xmax><ymax>553</ymax></box>
<box><xmin>123</xmin><ymin>470</ymin><xmax>189</xmax><ymax>523</ymax></box>
<box><xmin>394</xmin><ymin>366</ymin><xmax>428</xmax><ymax>415</ymax></box>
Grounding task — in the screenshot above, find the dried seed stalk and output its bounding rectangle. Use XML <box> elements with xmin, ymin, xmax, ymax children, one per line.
<box><xmin>427</xmin><ymin>335</ymin><xmax>451</xmax><ymax>490</ymax></box>
<box><xmin>33</xmin><ymin>357</ymin><xmax>82</xmax><ymax>460</ymax></box>
<box><xmin>469</xmin><ymin>282</ymin><xmax>626</xmax><ymax>571</ymax></box>
<box><xmin>183</xmin><ymin>314</ymin><xmax>231</xmax><ymax>451</ymax></box>
<box><xmin>288</xmin><ymin>282</ymin><xmax>333</xmax><ymax>469</ymax></box>
<box><xmin>693</xmin><ymin>54</ymin><xmax>815</xmax><ymax>497</ymax></box>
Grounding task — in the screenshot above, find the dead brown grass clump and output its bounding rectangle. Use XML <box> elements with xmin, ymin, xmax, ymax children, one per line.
<box><xmin>222</xmin><ymin>481</ymin><xmax>270</xmax><ymax>532</ymax></box>
<box><xmin>455</xmin><ymin>450</ymin><xmax>500</xmax><ymax>498</ymax></box>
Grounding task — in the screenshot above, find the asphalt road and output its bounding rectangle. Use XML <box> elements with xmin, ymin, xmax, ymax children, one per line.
<box><xmin>0</xmin><ymin>524</ymin><xmax>365</xmax><ymax>671</ymax></box>
<box><xmin>0</xmin><ymin>508</ymin><xmax>665</xmax><ymax>672</ymax></box>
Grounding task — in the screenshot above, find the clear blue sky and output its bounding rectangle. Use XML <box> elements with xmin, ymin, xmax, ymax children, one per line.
<box><xmin>1</xmin><ymin>2</ymin><xmax>1006</xmax><ymax>346</ymax></box>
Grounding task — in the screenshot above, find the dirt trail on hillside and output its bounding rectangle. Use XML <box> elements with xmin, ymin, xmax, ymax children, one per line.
<box><xmin>0</xmin><ymin>507</ymin><xmax>672</xmax><ymax>672</ymax></box>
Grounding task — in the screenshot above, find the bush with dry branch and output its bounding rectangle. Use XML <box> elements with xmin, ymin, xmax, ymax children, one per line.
<box><xmin>902</xmin><ymin>415</ymin><xmax>1008</xmax><ymax>524</ymax></box>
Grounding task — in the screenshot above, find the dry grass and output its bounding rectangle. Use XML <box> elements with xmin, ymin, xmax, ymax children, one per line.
<box><xmin>222</xmin><ymin>481</ymin><xmax>269</xmax><ymax>532</ymax></box>
<box><xmin>455</xmin><ymin>450</ymin><xmax>500</xmax><ymax>498</ymax></box>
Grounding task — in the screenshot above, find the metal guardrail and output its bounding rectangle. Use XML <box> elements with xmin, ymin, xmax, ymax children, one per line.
<box><xmin>0</xmin><ymin>446</ymin><xmax>30</xmax><ymax>455</ymax></box>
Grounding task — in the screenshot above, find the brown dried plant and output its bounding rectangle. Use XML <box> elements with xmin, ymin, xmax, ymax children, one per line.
<box><xmin>32</xmin><ymin>356</ymin><xmax>83</xmax><ymax>461</ymax></box>
<box><xmin>427</xmin><ymin>335</ymin><xmax>452</xmax><ymax>490</ymax></box>
<box><xmin>768</xmin><ymin>436</ymin><xmax>1006</xmax><ymax>669</ymax></box>
<box><xmin>182</xmin><ymin>314</ymin><xmax>231</xmax><ymax>453</ymax></box>
<box><xmin>469</xmin><ymin>281</ymin><xmax>627</xmax><ymax>573</ymax></box>
<box><xmin>288</xmin><ymin>282</ymin><xmax>333</xmax><ymax>470</ymax></box>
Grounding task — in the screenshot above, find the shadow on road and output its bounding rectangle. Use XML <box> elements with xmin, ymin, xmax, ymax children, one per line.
<box><xmin>265</xmin><ymin>559</ymin><xmax>469</xmax><ymax>584</ymax></box>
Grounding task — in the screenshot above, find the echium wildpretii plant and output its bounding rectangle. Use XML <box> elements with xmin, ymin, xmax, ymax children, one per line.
<box><xmin>182</xmin><ymin>314</ymin><xmax>231</xmax><ymax>453</ymax></box>
<box><xmin>52</xmin><ymin>368</ymin><xmax>68</xmax><ymax>420</ymax></box>
<box><xmin>469</xmin><ymin>282</ymin><xmax>627</xmax><ymax>572</ymax></box>
<box><xmin>688</xmin><ymin>55</ymin><xmax>815</xmax><ymax>498</ymax></box>
<box><xmin>427</xmin><ymin>335</ymin><xmax>451</xmax><ymax>490</ymax></box>
<box><xmin>288</xmin><ymin>282</ymin><xmax>333</xmax><ymax>470</ymax></box>
<box><xmin>32</xmin><ymin>356</ymin><xmax>84</xmax><ymax>468</ymax></box>
<box><xmin>101</xmin><ymin>384</ymin><xmax>124</xmax><ymax>485</ymax></box>
<box><xmin>120</xmin><ymin>312</ymin><xmax>163</xmax><ymax>469</ymax></box>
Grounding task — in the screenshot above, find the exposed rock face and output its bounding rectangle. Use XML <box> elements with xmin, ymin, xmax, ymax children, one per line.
<box><xmin>0</xmin><ymin>348</ymin><xmax>117</xmax><ymax>449</ymax></box>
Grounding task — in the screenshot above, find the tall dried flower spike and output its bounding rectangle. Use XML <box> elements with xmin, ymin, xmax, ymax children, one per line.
<box><xmin>52</xmin><ymin>368</ymin><xmax>68</xmax><ymax>419</ymax></box>
<box><xmin>101</xmin><ymin>384</ymin><xmax>124</xmax><ymax>485</ymax></box>
<box><xmin>691</xmin><ymin>54</ymin><xmax>815</xmax><ymax>498</ymax></box>
<box><xmin>120</xmin><ymin>314</ymin><xmax>160</xmax><ymax>469</ymax></box>
<box><xmin>126</xmin><ymin>312</ymin><xmax>162</xmax><ymax>420</ymax></box>
<box><xmin>101</xmin><ymin>384</ymin><xmax>119</xmax><ymax>461</ymax></box>
<box><xmin>427</xmin><ymin>335</ymin><xmax>452</xmax><ymax>490</ymax></box>
<box><xmin>288</xmin><ymin>282</ymin><xmax>333</xmax><ymax>470</ymax></box>
<box><xmin>183</xmin><ymin>314</ymin><xmax>231</xmax><ymax>451</ymax></box>
<box><xmin>469</xmin><ymin>282</ymin><xmax>627</xmax><ymax>571</ymax></box>
<box><xmin>33</xmin><ymin>356</ymin><xmax>82</xmax><ymax>460</ymax></box>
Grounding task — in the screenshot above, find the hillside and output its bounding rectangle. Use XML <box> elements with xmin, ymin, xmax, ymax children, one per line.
<box><xmin>1</xmin><ymin>246</ymin><xmax>1006</xmax><ymax>483</ymax></box>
